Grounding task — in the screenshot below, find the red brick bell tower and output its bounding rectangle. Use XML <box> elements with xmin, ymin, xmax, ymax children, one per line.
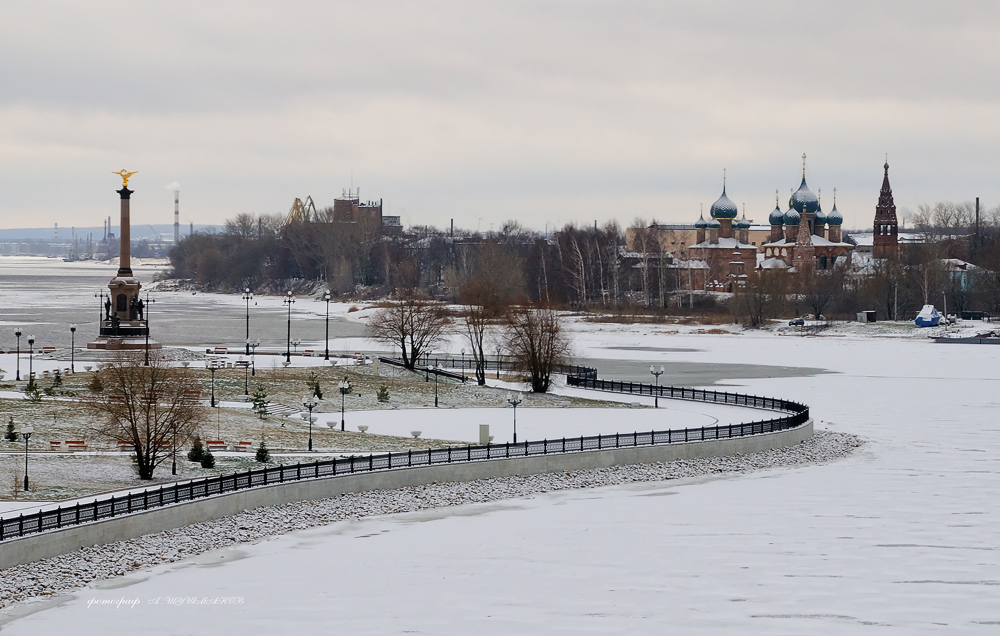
<box><xmin>873</xmin><ymin>161</ymin><xmax>899</xmax><ymax>258</ymax></box>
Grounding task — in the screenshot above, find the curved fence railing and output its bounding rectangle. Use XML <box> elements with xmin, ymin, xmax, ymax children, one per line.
<box><xmin>379</xmin><ymin>355</ymin><xmax>598</xmax><ymax>383</ymax></box>
<box><xmin>0</xmin><ymin>363</ymin><xmax>807</xmax><ymax>543</ymax></box>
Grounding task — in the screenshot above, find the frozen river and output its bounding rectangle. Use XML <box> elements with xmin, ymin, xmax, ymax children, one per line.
<box><xmin>3</xmin><ymin>329</ymin><xmax>998</xmax><ymax>633</ymax></box>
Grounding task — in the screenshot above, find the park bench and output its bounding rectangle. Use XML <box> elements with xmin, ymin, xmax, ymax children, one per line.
<box><xmin>50</xmin><ymin>441</ymin><xmax>62</xmax><ymax>451</ymax></box>
<box><xmin>65</xmin><ymin>440</ymin><xmax>87</xmax><ymax>452</ymax></box>
<box><xmin>42</xmin><ymin>346</ymin><xmax>56</xmax><ymax>354</ymax></box>
<box><xmin>116</xmin><ymin>440</ymin><xmax>132</xmax><ymax>452</ymax></box>
<box><xmin>182</xmin><ymin>390</ymin><xmax>202</xmax><ymax>404</ymax></box>
<box><xmin>233</xmin><ymin>441</ymin><xmax>253</xmax><ymax>452</ymax></box>
<box><xmin>213</xmin><ymin>347</ymin><xmax>228</xmax><ymax>355</ymax></box>
<box><xmin>205</xmin><ymin>440</ymin><xmax>227</xmax><ymax>453</ymax></box>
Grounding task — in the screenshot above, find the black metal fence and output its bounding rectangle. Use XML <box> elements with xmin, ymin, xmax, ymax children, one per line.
<box><xmin>0</xmin><ymin>367</ymin><xmax>807</xmax><ymax>543</ymax></box>
<box><xmin>381</xmin><ymin>355</ymin><xmax>598</xmax><ymax>383</ymax></box>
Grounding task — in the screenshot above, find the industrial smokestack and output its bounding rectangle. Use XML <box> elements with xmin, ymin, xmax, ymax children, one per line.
<box><xmin>167</xmin><ymin>182</ymin><xmax>181</xmax><ymax>243</ymax></box>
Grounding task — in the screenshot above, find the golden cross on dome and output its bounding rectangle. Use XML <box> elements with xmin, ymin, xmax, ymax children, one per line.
<box><xmin>802</xmin><ymin>153</ymin><xmax>807</xmax><ymax>177</ymax></box>
<box><xmin>113</xmin><ymin>169</ymin><xmax>137</xmax><ymax>188</ymax></box>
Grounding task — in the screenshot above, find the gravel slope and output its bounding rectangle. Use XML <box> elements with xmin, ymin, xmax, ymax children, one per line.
<box><xmin>0</xmin><ymin>429</ymin><xmax>862</xmax><ymax>612</ymax></box>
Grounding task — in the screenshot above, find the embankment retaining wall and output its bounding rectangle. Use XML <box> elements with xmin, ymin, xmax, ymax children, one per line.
<box><xmin>0</xmin><ymin>420</ymin><xmax>811</xmax><ymax>569</ymax></box>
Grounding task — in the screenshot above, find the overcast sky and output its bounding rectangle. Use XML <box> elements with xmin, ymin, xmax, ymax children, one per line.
<box><xmin>1</xmin><ymin>1</ymin><xmax>998</xmax><ymax>233</ymax></box>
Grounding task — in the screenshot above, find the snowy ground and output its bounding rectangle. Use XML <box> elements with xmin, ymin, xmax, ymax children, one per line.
<box><xmin>2</xmin><ymin>330</ymin><xmax>998</xmax><ymax>632</ymax></box>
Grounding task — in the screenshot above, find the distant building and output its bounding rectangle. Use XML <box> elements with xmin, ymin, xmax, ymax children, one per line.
<box><xmin>760</xmin><ymin>164</ymin><xmax>852</xmax><ymax>272</ymax></box>
<box><xmin>332</xmin><ymin>189</ymin><xmax>383</xmax><ymax>225</ymax></box>
<box><xmin>873</xmin><ymin>161</ymin><xmax>899</xmax><ymax>258</ymax></box>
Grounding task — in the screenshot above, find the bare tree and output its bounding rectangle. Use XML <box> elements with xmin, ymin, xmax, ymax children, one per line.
<box><xmin>84</xmin><ymin>351</ymin><xmax>204</xmax><ymax>480</ymax></box>
<box><xmin>458</xmin><ymin>243</ymin><xmax>524</xmax><ymax>385</ymax></box>
<box><xmin>367</xmin><ymin>292</ymin><xmax>449</xmax><ymax>370</ymax></box>
<box><xmin>731</xmin><ymin>271</ymin><xmax>787</xmax><ymax>328</ymax></box>
<box><xmin>503</xmin><ymin>305</ymin><xmax>571</xmax><ymax>393</ymax></box>
<box><xmin>801</xmin><ymin>269</ymin><xmax>845</xmax><ymax>319</ymax></box>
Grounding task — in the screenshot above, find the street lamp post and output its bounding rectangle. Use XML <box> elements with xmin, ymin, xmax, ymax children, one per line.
<box><xmin>143</xmin><ymin>293</ymin><xmax>155</xmax><ymax>366</ymax></box>
<box><xmin>292</xmin><ymin>339</ymin><xmax>301</xmax><ymax>354</ymax></box>
<box><xmin>433</xmin><ymin>366</ymin><xmax>439</xmax><ymax>407</ymax></box>
<box><xmin>249</xmin><ymin>339</ymin><xmax>260</xmax><ymax>377</ymax></box>
<box><xmin>283</xmin><ymin>291</ymin><xmax>295</xmax><ymax>363</ymax></box>
<box><xmin>21</xmin><ymin>424</ymin><xmax>33</xmax><ymax>491</ymax></box>
<box><xmin>69</xmin><ymin>324</ymin><xmax>76</xmax><ymax>373</ymax></box>
<box><xmin>240</xmin><ymin>357</ymin><xmax>249</xmax><ymax>395</ymax></box>
<box><xmin>242</xmin><ymin>288</ymin><xmax>253</xmax><ymax>355</ymax></box>
<box><xmin>206</xmin><ymin>360</ymin><xmax>220</xmax><ymax>407</ymax></box>
<box><xmin>496</xmin><ymin>346</ymin><xmax>502</xmax><ymax>379</ymax></box>
<box><xmin>171</xmin><ymin>421</ymin><xmax>177</xmax><ymax>476</ymax></box>
<box><xmin>338</xmin><ymin>378</ymin><xmax>352</xmax><ymax>432</ymax></box>
<box><xmin>27</xmin><ymin>335</ymin><xmax>35</xmax><ymax>382</ymax></box>
<box><xmin>302</xmin><ymin>396</ymin><xmax>318</xmax><ymax>451</ymax></box>
<box><xmin>460</xmin><ymin>348</ymin><xmax>465</xmax><ymax>381</ymax></box>
<box><xmin>14</xmin><ymin>327</ymin><xmax>21</xmax><ymax>381</ymax></box>
<box><xmin>323</xmin><ymin>290</ymin><xmax>331</xmax><ymax>360</ymax></box>
<box><xmin>649</xmin><ymin>365</ymin><xmax>665</xmax><ymax>408</ymax></box>
<box><xmin>506</xmin><ymin>393</ymin><xmax>522</xmax><ymax>443</ymax></box>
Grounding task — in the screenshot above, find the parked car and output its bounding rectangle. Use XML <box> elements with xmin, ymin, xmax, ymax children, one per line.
<box><xmin>789</xmin><ymin>317</ymin><xmax>805</xmax><ymax>326</ymax></box>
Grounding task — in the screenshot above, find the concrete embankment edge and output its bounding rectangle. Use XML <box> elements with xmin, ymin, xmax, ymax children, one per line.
<box><xmin>0</xmin><ymin>420</ymin><xmax>812</xmax><ymax>569</ymax></box>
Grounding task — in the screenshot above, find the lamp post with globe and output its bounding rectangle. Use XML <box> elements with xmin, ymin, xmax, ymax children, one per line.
<box><xmin>323</xmin><ymin>290</ymin><xmax>331</xmax><ymax>360</ymax></box>
<box><xmin>337</xmin><ymin>378</ymin><xmax>352</xmax><ymax>431</ymax></box>
<box><xmin>14</xmin><ymin>327</ymin><xmax>22</xmax><ymax>381</ymax></box>
<box><xmin>649</xmin><ymin>365</ymin><xmax>665</xmax><ymax>408</ymax></box>
<box><xmin>21</xmin><ymin>424</ymin><xmax>33</xmax><ymax>491</ymax></box>
<box><xmin>283</xmin><ymin>291</ymin><xmax>295</xmax><ymax>364</ymax></box>
<box><xmin>69</xmin><ymin>324</ymin><xmax>77</xmax><ymax>373</ymax></box>
<box><xmin>506</xmin><ymin>393</ymin><xmax>522</xmax><ymax>443</ymax></box>
<box><xmin>242</xmin><ymin>288</ymin><xmax>253</xmax><ymax>355</ymax></box>
<box><xmin>302</xmin><ymin>395</ymin><xmax>318</xmax><ymax>451</ymax></box>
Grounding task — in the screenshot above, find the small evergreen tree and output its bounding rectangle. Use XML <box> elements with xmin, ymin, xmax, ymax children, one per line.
<box><xmin>52</xmin><ymin>369</ymin><xmax>62</xmax><ymax>387</ymax></box>
<box><xmin>187</xmin><ymin>436</ymin><xmax>205</xmax><ymax>462</ymax></box>
<box><xmin>251</xmin><ymin>385</ymin><xmax>270</xmax><ymax>419</ymax></box>
<box><xmin>200</xmin><ymin>449</ymin><xmax>215</xmax><ymax>468</ymax></box>
<box><xmin>4</xmin><ymin>417</ymin><xmax>17</xmax><ymax>442</ymax></box>
<box><xmin>88</xmin><ymin>373</ymin><xmax>103</xmax><ymax>393</ymax></box>
<box><xmin>307</xmin><ymin>371</ymin><xmax>323</xmax><ymax>400</ymax></box>
<box><xmin>376</xmin><ymin>383</ymin><xmax>390</xmax><ymax>403</ymax></box>
<box><xmin>255</xmin><ymin>440</ymin><xmax>271</xmax><ymax>463</ymax></box>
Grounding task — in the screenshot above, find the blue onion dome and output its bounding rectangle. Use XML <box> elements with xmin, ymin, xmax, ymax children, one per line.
<box><xmin>709</xmin><ymin>187</ymin><xmax>738</xmax><ymax>220</ymax></box>
<box><xmin>814</xmin><ymin>201</ymin><xmax>828</xmax><ymax>225</ymax></box>
<box><xmin>707</xmin><ymin>217</ymin><xmax>721</xmax><ymax>229</ymax></box>
<box><xmin>784</xmin><ymin>206</ymin><xmax>800</xmax><ymax>225</ymax></box>
<box><xmin>827</xmin><ymin>202</ymin><xmax>843</xmax><ymax>226</ymax></box>
<box><xmin>791</xmin><ymin>177</ymin><xmax>819</xmax><ymax>215</ymax></box>
<box><xmin>768</xmin><ymin>204</ymin><xmax>784</xmax><ymax>226</ymax></box>
<box><xmin>736</xmin><ymin>214</ymin><xmax>751</xmax><ymax>229</ymax></box>
<box><xmin>694</xmin><ymin>213</ymin><xmax>708</xmax><ymax>229</ymax></box>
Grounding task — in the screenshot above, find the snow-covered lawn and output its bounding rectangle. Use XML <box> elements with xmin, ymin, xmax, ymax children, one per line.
<box><xmin>2</xmin><ymin>330</ymin><xmax>997</xmax><ymax>632</ymax></box>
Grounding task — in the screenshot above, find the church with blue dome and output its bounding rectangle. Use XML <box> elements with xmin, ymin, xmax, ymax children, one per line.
<box><xmin>686</xmin><ymin>172</ymin><xmax>758</xmax><ymax>288</ymax></box>
<box><xmin>686</xmin><ymin>155</ymin><xmax>854</xmax><ymax>288</ymax></box>
<box><xmin>760</xmin><ymin>154</ymin><xmax>853</xmax><ymax>271</ymax></box>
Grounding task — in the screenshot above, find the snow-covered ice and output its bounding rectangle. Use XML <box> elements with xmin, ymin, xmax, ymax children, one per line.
<box><xmin>2</xmin><ymin>330</ymin><xmax>998</xmax><ymax>632</ymax></box>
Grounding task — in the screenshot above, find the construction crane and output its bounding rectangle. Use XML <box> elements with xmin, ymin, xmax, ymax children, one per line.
<box><xmin>286</xmin><ymin>196</ymin><xmax>318</xmax><ymax>224</ymax></box>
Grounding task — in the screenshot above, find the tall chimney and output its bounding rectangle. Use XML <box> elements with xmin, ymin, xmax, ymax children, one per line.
<box><xmin>117</xmin><ymin>185</ymin><xmax>133</xmax><ymax>276</ymax></box>
<box><xmin>174</xmin><ymin>189</ymin><xmax>180</xmax><ymax>242</ymax></box>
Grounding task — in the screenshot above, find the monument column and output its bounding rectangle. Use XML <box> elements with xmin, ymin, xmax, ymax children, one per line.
<box><xmin>117</xmin><ymin>186</ymin><xmax>133</xmax><ymax>276</ymax></box>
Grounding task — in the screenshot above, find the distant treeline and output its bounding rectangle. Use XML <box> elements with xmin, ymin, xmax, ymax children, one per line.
<box><xmin>166</xmin><ymin>211</ymin><xmax>629</xmax><ymax>308</ymax></box>
<box><xmin>167</xmin><ymin>204</ymin><xmax>1000</xmax><ymax>322</ymax></box>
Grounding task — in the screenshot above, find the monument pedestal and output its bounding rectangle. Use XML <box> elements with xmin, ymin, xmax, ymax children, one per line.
<box><xmin>88</xmin><ymin>176</ymin><xmax>162</xmax><ymax>352</ymax></box>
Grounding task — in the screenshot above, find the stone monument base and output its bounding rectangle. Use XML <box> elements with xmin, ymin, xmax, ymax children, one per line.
<box><xmin>87</xmin><ymin>337</ymin><xmax>162</xmax><ymax>351</ymax></box>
